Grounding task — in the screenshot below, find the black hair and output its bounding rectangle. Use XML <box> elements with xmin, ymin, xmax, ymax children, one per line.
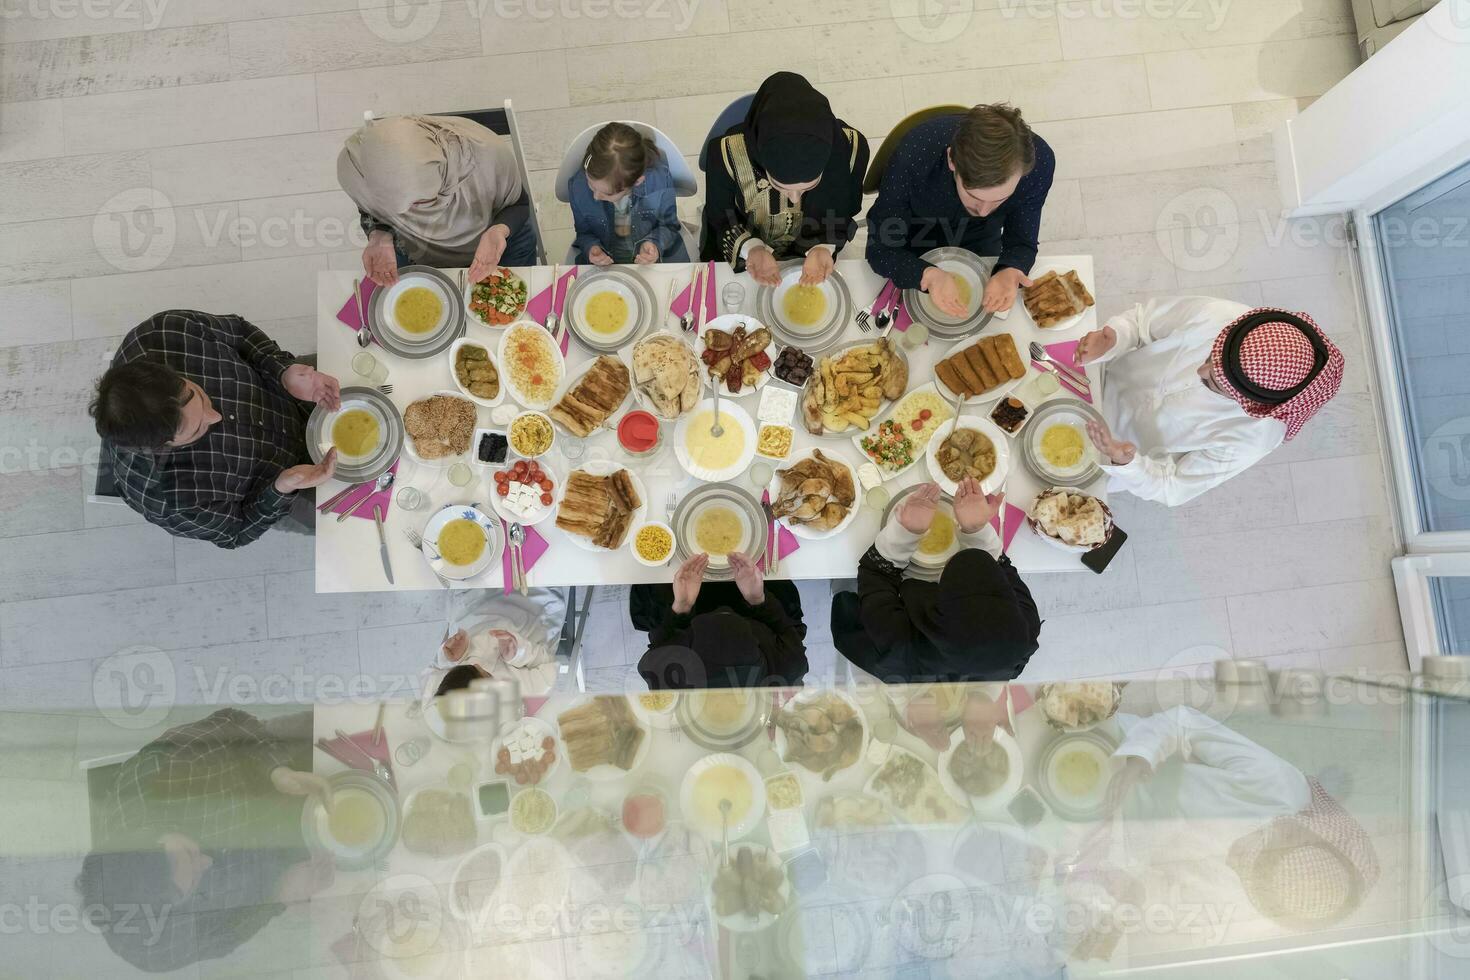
<box><xmin>89</xmin><ymin>360</ymin><xmax>189</xmax><ymax>450</ymax></box>
<box><xmin>435</xmin><ymin>664</ymin><xmax>485</xmax><ymax>698</ymax></box>
<box><xmin>75</xmin><ymin>848</ymin><xmax>174</xmax><ymax>928</ymax></box>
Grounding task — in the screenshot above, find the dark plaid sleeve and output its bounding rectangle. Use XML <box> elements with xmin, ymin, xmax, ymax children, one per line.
<box><xmin>112</xmin><ymin>447</ymin><xmax>297</xmax><ymax>549</ymax></box>
<box><xmin>206</xmin><ymin>314</ymin><xmax>296</xmax><ymax>392</ymax></box>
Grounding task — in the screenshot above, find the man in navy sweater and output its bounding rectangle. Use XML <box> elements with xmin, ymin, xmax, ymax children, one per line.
<box><xmin>866</xmin><ymin>104</ymin><xmax>1055</xmax><ymax>318</ymax></box>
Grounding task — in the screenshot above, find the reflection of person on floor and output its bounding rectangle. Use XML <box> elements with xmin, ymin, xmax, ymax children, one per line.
<box><xmin>631</xmin><ymin>552</ymin><xmax>808</xmax><ymax>689</ymax></box>
<box><xmin>1073</xmin><ymin>706</ymin><xmax>1380</xmax><ymax>934</ymax></box>
<box><xmin>75</xmin><ymin>708</ymin><xmax>334</xmax><ymax>973</ymax></box>
<box><xmin>831</xmin><ymin>480</ymin><xmax>1041</xmax><ymax>683</ymax></box>
<box><xmin>423</xmin><ymin>589</ymin><xmax>568</xmax><ymax>701</ymax></box>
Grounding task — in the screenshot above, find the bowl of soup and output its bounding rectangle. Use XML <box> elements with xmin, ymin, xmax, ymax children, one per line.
<box><xmin>301</xmin><ymin>770</ymin><xmax>400</xmax><ymax>870</ymax></box>
<box><xmin>679</xmin><ymin>753</ymin><xmax>767</xmax><ymax>842</ymax></box>
<box><xmin>330</xmin><ymin>407</ymin><xmax>383</xmax><ymax>460</ymax></box>
<box><xmin>384</xmin><ymin>275</ymin><xmax>453</xmax><ymax>342</ymax></box>
<box><xmin>673</xmin><ymin>399</ymin><xmax>757</xmax><ymax>483</ymax></box>
<box><xmin>571</xmin><ymin>276</ymin><xmax>640</xmax><ymax>346</ymax></box>
<box><xmin>772</xmin><ymin>267</ymin><xmax>839</xmax><ymax>336</ymax></box>
<box><xmin>918</xmin><ymin>260</ymin><xmax>983</xmax><ymax>324</ymax></box>
<box><xmin>420</xmin><ymin>505</ymin><xmax>501</xmax><ymax>580</ymax></box>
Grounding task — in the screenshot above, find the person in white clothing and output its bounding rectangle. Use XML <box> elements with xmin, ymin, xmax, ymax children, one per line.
<box><xmin>1076</xmin><ymin>706</ymin><xmax>1380</xmax><ymax>934</ymax></box>
<box><xmin>1074</xmin><ymin>296</ymin><xmax>1344</xmax><ymax>506</ymax></box>
<box><xmin>420</xmin><ymin>589</ymin><xmax>567</xmax><ymax>704</ymax></box>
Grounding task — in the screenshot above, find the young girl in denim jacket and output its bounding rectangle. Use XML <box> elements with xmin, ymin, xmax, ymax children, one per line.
<box><xmin>569</xmin><ymin>122</ymin><xmax>688</xmax><ymax>265</ymax></box>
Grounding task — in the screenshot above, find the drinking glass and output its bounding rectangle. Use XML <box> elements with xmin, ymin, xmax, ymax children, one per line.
<box><xmin>864</xmin><ymin>486</ymin><xmax>891</xmax><ymax>513</ymax></box>
<box><xmin>394</xmin><ymin>736</ymin><xmax>430</xmax><ymax>767</ymax></box>
<box><xmin>351</xmin><ymin>351</ymin><xmax>389</xmax><ymax>384</ymax></box>
<box><xmin>396</xmin><ymin>486</ymin><xmax>426</xmax><ymax>510</ymax></box>
<box><xmin>560</xmin><ymin>435</ymin><xmax>587</xmax><ymax>462</ymax></box>
<box><xmin>447</xmin><ymin>462</ymin><xmax>473</xmax><ymax>487</ymax></box>
<box><xmin>722</xmin><ymin>282</ymin><xmax>746</xmax><ymax>314</ymax></box>
<box><xmin>899</xmin><ymin>322</ymin><xmax>929</xmax><ymax>349</ymax></box>
<box><xmin>749</xmin><ymin>460</ymin><xmax>774</xmax><ymax>490</ymax></box>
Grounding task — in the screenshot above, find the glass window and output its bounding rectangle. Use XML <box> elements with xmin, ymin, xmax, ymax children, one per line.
<box><xmin>1375</xmin><ymin>160</ymin><xmax>1470</xmax><ymax>533</ymax></box>
<box><xmin>1431</xmin><ymin>575</ymin><xmax>1470</xmax><ymax>654</ymax></box>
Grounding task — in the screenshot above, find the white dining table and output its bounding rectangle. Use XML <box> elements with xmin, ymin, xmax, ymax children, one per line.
<box><xmin>314</xmin><ymin>257</ymin><xmax>1104</xmax><ymax>593</ymax></box>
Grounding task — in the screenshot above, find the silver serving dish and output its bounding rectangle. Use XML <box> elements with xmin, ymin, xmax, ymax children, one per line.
<box><xmin>300</xmin><ymin>769</ymin><xmax>400</xmax><ymax>871</ymax></box>
<box><xmin>902</xmin><ymin>247</ymin><xmax>994</xmax><ymax>341</ymax></box>
<box><xmin>670</xmin><ymin>482</ymin><xmax>767</xmax><ymax>581</ymax></box>
<box><xmin>562</xmin><ymin>265</ymin><xmax>661</xmax><ymax>353</ymax></box>
<box><xmin>797</xmin><ymin>337</ymin><xmax>910</xmax><ymax>441</ymax></box>
<box><xmin>755</xmin><ymin>261</ymin><xmax>854</xmax><ymax>354</ymax></box>
<box><xmin>366</xmin><ymin>265</ymin><xmax>466</xmax><ymax>359</ymax></box>
<box><xmin>307</xmin><ymin>385</ymin><xmax>404</xmax><ymax>483</ymax></box>
<box><xmin>1018</xmin><ymin>398</ymin><xmax>1106</xmax><ymax>488</ymax></box>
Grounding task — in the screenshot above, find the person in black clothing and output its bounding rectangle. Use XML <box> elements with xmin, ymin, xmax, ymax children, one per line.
<box><xmin>700</xmin><ymin>71</ymin><xmax>870</xmax><ymax>287</ymax></box>
<box><xmin>832</xmin><ymin>480</ymin><xmax>1041</xmax><ymax>683</ymax></box>
<box><xmin>866</xmin><ymin>104</ymin><xmax>1055</xmax><ymax>318</ymax></box>
<box><xmin>631</xmin><ymin>552</ymin><xmax>808</xmax><ymax>689</ymax></box>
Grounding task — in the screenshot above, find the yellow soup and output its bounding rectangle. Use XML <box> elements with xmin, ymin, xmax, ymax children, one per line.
<box><xmin>694</xmin><ymin>691</ymin><xmax>752</xmax><ymax>733</ymax></box>
<box><xmin>395</xmin><ymin>286</ymin><xmax>443</xmax><ymax>334</ymax></box>
<box><xmin>327</xmin><ymin>788</ymin><xmax>384</xmax><ymax>847</ymax></box>
<box><xmin>585</xmin><ymin>291</ymin><xmax>629</xmax><ymax>335</ymax></box>
<box><xmin>332</xmin><ymin>409</ymin><xmax>380</xmax><ymax>458</ymax></box>
<box><xmin>438</xmin><ymin>518</ymin><xmax>487</xmax><ymax>566</ymax></box>
<box><xmin>953</xmin><ymin>276</ymin><xmax>974</xmax><ymax>313</ymax></box>
<box><xmin>691</xmin><ymin>764</ymin><xmax>754</xmax><ymax>829</ymax></box>
<box><xmin>694</xmin><ymin>505</ymin><xmax>743</xmax><ymax>558</ymax></box>
<box><xmin>918</xmin><ymin>510</ymin><xmax>955</xmax><ymax>556</ymax></box>
<box><xmin>1040</xmin><ymin>424</ymin><xmax>1085</xmax><ymax>469</ymax></box>
<box><xmin>685</xmin><ymin>412</ymin><xmax>746</xmax><ymax>471</ymax></box>
<box><xmin>1055</xmin><ymin>749</ymin><xmax>1102</xmax><ymax>797</ymax></box>
<box><xmin>782</xmin><ymin>284</ymin><xmax>827</xmax><ymax>328</ymax></box>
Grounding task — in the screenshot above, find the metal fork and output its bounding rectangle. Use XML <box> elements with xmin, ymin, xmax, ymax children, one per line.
<box><xmin>855</xmin><ymin>309</ymin><xmax>872</xmax><ymax>332</ymax></box>
<box><xmin>379</xmin><ymin>384</ymin><xmax>393</xmax><ymax>395</ymax></box>
<box><xmin>1028</xmin><ymin>340</ymin><xmax>1091</xmax><ymax>389</ymax></box>
<box><xmin>403</xmin><ymin>526</ymin><xmax>452</xmax><ymax>590</ymax></box>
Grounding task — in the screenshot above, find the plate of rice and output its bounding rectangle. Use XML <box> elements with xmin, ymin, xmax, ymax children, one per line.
<box><xmin>498</xmin><ymin>321</ymin><xmax>565</xmax><ymax>410</ymax></box>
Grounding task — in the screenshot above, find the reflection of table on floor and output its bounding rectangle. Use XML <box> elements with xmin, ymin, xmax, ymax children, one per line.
<box><xmin>314</xmin><ymin>257</ymin><xmax>1104</xmax><ymax>592</ymax></box>
<box><xmin>308</xmin><ymin>685</ymin><xmax>1109</xmax><ymax>979</ymax></box>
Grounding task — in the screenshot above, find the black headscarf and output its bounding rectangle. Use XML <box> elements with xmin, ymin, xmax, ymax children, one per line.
<box><xmin>741</xmin><ymin>72</ymin><xmax>840</xmax><ymax>185</ymax></box>
<box><xmin>902</xmin><ymin>549</ymin><xmax>1037</xmax><ymax>678</ymax></box>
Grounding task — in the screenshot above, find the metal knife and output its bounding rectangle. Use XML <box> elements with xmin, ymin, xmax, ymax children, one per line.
<box><xmin>318</xmin><ymin>480</ymin><xmax>370</xmax><ymax>513</ymax></box>
<box><xmin>760</xmin><ymin>493</ymin><xmax>777</xmax><ymax>576</ymax></box>
<box><xmin>373</xmin><ymin>501</ymin><xmax>394</xmax><ymax>584</ymax></box>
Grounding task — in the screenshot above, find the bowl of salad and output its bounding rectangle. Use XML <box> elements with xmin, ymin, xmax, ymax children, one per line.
<box><xmin>466</xmin><ymin>267</ymin><xmax>529</xmax><ymax>327</ymax></box>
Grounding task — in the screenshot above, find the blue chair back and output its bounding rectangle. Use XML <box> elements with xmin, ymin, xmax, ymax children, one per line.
<box><xmin>697</xmin><ymin>93</ymin><xmax>755</xmax><ymax>172</ymax></box>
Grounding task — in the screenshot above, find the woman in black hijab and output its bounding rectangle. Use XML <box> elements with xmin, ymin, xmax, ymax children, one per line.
<box><xmin>832</xmin><ymin>480</ymin><xmax>1041</xmax><ymax>683</ymax></box>
<box><xmin>631</xmin><ymin>552</ymin><xmax>808</xmax><ymax>689</ymax></box>
<box><xmin>700</xmin><ymin>71</ymin><xmax>870</xmax><ymax>287</ymax></box>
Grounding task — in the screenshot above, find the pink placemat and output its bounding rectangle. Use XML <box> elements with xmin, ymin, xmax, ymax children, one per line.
<box><xmin>320</xmin><ymin>727</ymin><xmax>396</xmax><ymax>790</ymax></box>
<box><xmin>335</xmin><ymin>279</ymin><xmax>380</xmax><ymax>344</ymax></box>
<box><xmin>1033</xmin><ymin>339</ymin><xmax>1092</xmax><ymax>403</ymax></box>
<box><xmin>500</xmin><ymin>521</ymin><xmax>549</xmax><ymax>594</ymax></box>
<box><xmin>322</xmin><ymin>461</ymin><xmax>399</xmax><ymax>522</ymax></box>
<box><xmin>869</xmin><ymin>280</ymin><xmax>914</xmax><ymax>333</ymax></box>
<box><xmin>671</xmin><ymin>260</ymin><xmax>718</xmax><ymax>330</ymax></box>
<box><xmin>991</xmin><ymin>502</ymin><xmax>1027</xmax><ymax>554</ymax></box>
<box><xmin>759</xmin><ymin>524</ymin><xmax>800</xmax><ymax>573</ymax></box>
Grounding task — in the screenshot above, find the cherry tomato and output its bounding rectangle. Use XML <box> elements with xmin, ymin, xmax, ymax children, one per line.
<box><xmin>911</xmin><ymin>419</ymin><xmax>924</xmax><ymax>431</ymax></box>
<box><xmin>531</xmin><ymin>374</ymin><xmax>544</xmax><ymax>386</ymax></box>
<box><xmin>539</xmin><ymin>479</ymin><xmax>552</xmax><ymax>491</ymax></box>
<box><xmin>539</xmin><ymin>493</ymin><xmax>553</xmax><ymax>506</ymax></box>
<box><xmin>494</xmin><ymin>471</ymin><xmax>509</xmax><ymax>484</ymax></box>
<box><xmin>920</xmin><ymin>409</ymin><xmax>932</xmax><ymax>420</ymax></box>
<box><xmin>497</xmin><ymin>483</ymin><xmax>510</xmax><ymax>496</ymax></box>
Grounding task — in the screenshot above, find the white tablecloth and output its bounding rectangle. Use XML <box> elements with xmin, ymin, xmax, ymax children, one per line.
<box><xmin>314</xmin><ymin>258</ymin><xmax>1104</xmax><ymax>593</ymax></box>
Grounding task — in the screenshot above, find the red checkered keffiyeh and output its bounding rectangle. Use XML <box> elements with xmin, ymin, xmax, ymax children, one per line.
<box><xmin>1209</xmin><ymin>308</ymin><xmax>1343</xmax><ymax>440</ymax></box>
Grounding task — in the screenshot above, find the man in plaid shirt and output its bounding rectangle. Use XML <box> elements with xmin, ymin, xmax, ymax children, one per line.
<box><xmin>76</xmin><ymin>708</ymin><xmax>335</xmax><ymax>972</ymax></box>
<box><xmin>89</xmin><ymin>310</ymin><xmax>342</xmax><ymax>548</ymax></box>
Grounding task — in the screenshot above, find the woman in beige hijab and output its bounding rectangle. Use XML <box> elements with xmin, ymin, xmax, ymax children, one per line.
<box><xmin>338</xmin><ymin>114</ymin><xmax>538</xmax><ymax>286</ymax></box>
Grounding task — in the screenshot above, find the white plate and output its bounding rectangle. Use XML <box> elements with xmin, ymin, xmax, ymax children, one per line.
<box><xmin>765</xmin><ymin>450</ymin><xmax>862</xmax><ymax>541</ymax></box>
<box><xmin>623</xmin><ymin>330</ymin><xmax>702</xmax><ymax>420</ymax></box>
<box><xmin>448</xmin><ymin>842</ymin><xmax>509</xmax><ymax>922</ymax></box>
<box><xmin>710</xmin><ymin>843</ymin><xmax>791</xmax><ymax>933</ymax></box>
<box><xmin>548</xmin><ymin>354</ymin><xmax>633</xmax><ymax>436</ymax></box>
<box><xmin>1019</xmin><ymin>266</ymin><xmax>1095</xmax><ymax>337</ymax></box>
<box><xmin>382</xmin><ymin>273</ymin><xmax>457</xmax><ymax>343</ymax></box>
<box><xmin>447</xmin><ymin>337</ymin><xmax>507</xmax><ymax>409</ymax></box>
<box><xmin>570</xmin><ymin>274</ymin><xmax>643</xmax><ymax>348</ymax></box>
<box><xmin>924</xmin><ymin>417</ymin><xmax>1011</xmax><ymax>496</ymax></box>
<box><xmin>628</xmin><ymin>690</ymin><xmax>681</xmax><ymax>730</ymax></box>
<box><xmin>421</xmin><ymin>504</ymin><xmax>503</xmax><ymax>581</ymax></box>
<box><xmin>851</xmin><ymin>382</ymin><xmax>956</xmax><ymax>480</ymax></box>
<box><xmin>937</xmin><ymin>727</ymin><xmax>1023</xmax><ymax>815</ymax></box>
<box><xmin>673</xmin><ymin>398</ymin><xmax>757</xmax><ymax>483</ymax></box>
<box><xmin>558</xmin><ymin>460</ymin><xmax>648</xmax><ymax>553</ymax></box>
<box><xmin>863</xmin><ymin>746</ymin><xmax>969</xmax><ymax>824</ymax></box>
<box><xmin>932</xmin><ymin>334</ymin><xmax>1031</xmax><ymax>407</ymax></box>
<box><xmin>316</xmin><ymin>397</ymin><xmax>393</xmax><ymax>465</ymax></box>
<box><xmin>497</xmin><ymin>320</ymin><xmax>566</xmax><ymax>411</ymax></box>
<box><xmin>772</xmin><ymin>689</ymin><xmax>869</xmax><ymax>783</ymax></box>
<box><xmin>916</xmin><ymin>257</ymin><xmax>986</xmax><ymax>326</ymax></box>
<box><xmin>488</xmin><ymin>455</ymin><xmax>561</xmax><ymax>527</ymax></box>
<box><xmin>679</xmin><ymin>753</ymin><xmax>767</xmax><ymax>842</ymax></box>
<box><xmin>463</xmin><ymin>267</ymin><xmax>528</xmax><ymax>328</ymax></box>
<box><xmin>491</xmin><ymin>716</ymin><xmax>562</xmax><ymax>785</ymax></box>
<box><xmin>695</xmin><ymin>314</ymin><xmax>776</xmax><ymax>396</ymax></box>
<box><xmin>771</xmin><ymin>265</ymin><xmax>843</xmax><ymax>338</ymax></box>
<box><xmin>680</xmin><ymin>492</ymin><xmax>757</xmax><ymax>571</ymax></box>
<box><xmin>401</xmin><ymin>390</ymin><xmax>481</xmax><ymax>467</ymax></box>
<box><xmin>798</xmin><ymin>338</ymin><xmax>910</xmax><ymax>439</ymax></box>
<box><xmin>556</xmin><ymin>695</ymin><xmax>651</xmax><ymax>781</ymax></box>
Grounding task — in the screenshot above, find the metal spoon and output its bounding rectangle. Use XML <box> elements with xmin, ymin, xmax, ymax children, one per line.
<box><xmin>710</xmin><ymin>373</ymin><xmax>724</xmax><ymax>439</ymax></box>
<box><xmin>338</xmin><ymin>470</ymin><xmax>394</xmax><ymax>522</ymax></box>
<box><xmin>334</xmin><ymin>728</ymin><xmax>391</xmax><ymax>783</ymax></box>
<box><xmin>353</xmin><ymin>278</ymin><xmax>372</xmax><ymax>348</ymax></box>
<box><xmin>509</xmin><ymin>522</ymin><xmax>527</xmax><ymax>594</ymax></box>
<box><xmin>1028</xmin><ymin>340</ymin><xmax>1091</xmax><ymax>389</ymax></box>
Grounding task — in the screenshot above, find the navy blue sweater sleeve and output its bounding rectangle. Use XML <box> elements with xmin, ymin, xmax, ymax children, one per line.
<box><xmin>994</xmin><ymin>136</ymin><xmax>1054</xmax><ymax>276</ymax></box>
<box><xmin>864</xmin><ymin>133</ymin><xmax>934</xmax><ymax>289</ymax></box>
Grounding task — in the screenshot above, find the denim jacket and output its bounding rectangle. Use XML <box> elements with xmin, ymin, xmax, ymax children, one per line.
<box><xmin>568</xmin><ymin>160</ymin><xmax>687</xmax><ymax>262</ymax></box>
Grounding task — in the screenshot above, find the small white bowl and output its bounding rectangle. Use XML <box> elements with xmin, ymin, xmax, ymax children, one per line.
<box><xmin>447</xmin><ymin>337</ymin><xmax>507</xmax><ymax>409</ymax></box>
<box><xmin>508</xmin><ymin>410</ymin><xmax>556</xmax><ymax>460</ymax></box>
<box><xmin>630</xmin><ymin>521</ymin><xmax>676</xmax><ymax>567</ymax></box>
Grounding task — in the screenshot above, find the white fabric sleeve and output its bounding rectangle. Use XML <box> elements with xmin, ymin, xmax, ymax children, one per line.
<box><xmin>1096</xmin><ymin>295</ymin><xmax>1253</xmax><ymax>363</ymax></box>
<box><xmin>876</xmin><ymin>518</ymin><xmax>921</xmax><ymax>567</ymax></box>
<box><xmin>956</xmin><ymin>523</ymin><xmax>1001</xmax><ymax>559</ymax></box>
<box><xmin>1116</xmin><ymin>707</ymin><xmax>1311</xmax><ymax>809</ymax></box>
<box><xmin>739</xmin><ymin>238</ymin><xmax>770</xmax><ymax>261</ymax></box>
<box><xmin>1101</xmin><ymin>434</ymin><xmax>1274</xmax><ymax>508</ymax></box>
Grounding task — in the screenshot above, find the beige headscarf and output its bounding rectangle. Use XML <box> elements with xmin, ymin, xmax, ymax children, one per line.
<box><xmin>338</xmin><ymin>114</ymin><xmax>523</xmax><ymax>266</ymax></box>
